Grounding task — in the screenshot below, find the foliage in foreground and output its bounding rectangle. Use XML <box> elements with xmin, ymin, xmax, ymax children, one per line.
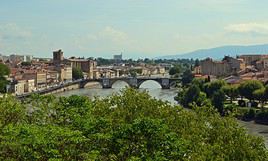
<box><xmin>0</xmin><ymin>88</ymin><xmax>267</xmax><ymax>160</ymax></box>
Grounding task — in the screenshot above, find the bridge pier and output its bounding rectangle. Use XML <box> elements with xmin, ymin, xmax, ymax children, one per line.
<box><xmin>161</xmin><ymin>78</ymin><xmax>170</xmax><ymax>89</ymax></box>
<box><xmin>129</xmin><ymin>78</ymin><xmax>138</xmax><ymax>88</ymax></box>
<box><xmin>102</xmin><ymin>78</ymin><xmax>112</xmax><ymax>88</ymax></box>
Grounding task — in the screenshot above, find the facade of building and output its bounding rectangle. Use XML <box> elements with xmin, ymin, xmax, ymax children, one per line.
<box><xmin>256</xmin><ymin>57</ymin><xmax>268</xmax><ymax>71</ymax></box>
<box><xmin>14</xmin><ymin>80</ymin><xmax>26</xmax><ymax>95</ymax></box>
<box><xmin>47</xmin><ymin>70</ymin><xmax>60</xmax><ymax>84</ymax></box>
<box><xmin>61</xmin><ymin>66</ymin><xmax>72</xmax><ymax>81</ymax></box>
<box><xmin>53</xmin><ymin>49</ymin><xmax>64</xmax><ymax>65</ymax></box>
<box><xmin>25</xmin><ymin>79</ymin><xmax>35</xmax><ymax>92</ymax></box>
<box><xmin>36</xmin><ymin>72</ymin><xmax>47</xmax><ymax>88</ymax></box>
<box><xmin>67</xmin><ymin>58</ymin><xmax>97</xmax><ymax>79</ymax></box>
<box><xmin>157</xmin><ymin>66</ymin><xmax>166</xmax><ymax>75</ymax></box>
<box><xmin>200</xmin><ymin>56</ymin><xmax>242</xmax><ymax>77</ymax></box>
<box><xmin>194</xmin><ymin>66</ymin><xmax>201</xmax><ymax>74</ymax></box>
<box><xmin>238</xmin><ymin>55</ymin><xmax>268</xmax><ymax>66</ymax></box>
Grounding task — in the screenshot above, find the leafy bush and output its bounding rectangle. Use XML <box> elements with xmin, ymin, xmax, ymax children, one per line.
<box><xmin>224</xmin><ymin>104</ymin><xmax>238</xmax><ymax>115</ymax></box>
<box><xmin>0</xmin><ymin>89</ymin><xmax>267</xmax><ymax>160</ymax></box>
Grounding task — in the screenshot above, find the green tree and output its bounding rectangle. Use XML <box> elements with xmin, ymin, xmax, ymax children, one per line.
<box><xmin>204</xmin><ymin>80</ymin><xmax>226</xmax><ymax>98</ymax></box>
<box><xmin>169</xmin><ymin>65</ymin><xmax>181</xmax><ymax>76</ymax></box>
<box><xmin>222</xmin><ymin>84</ymin><xmax>239</xmax><ymax>103</ymax></box>
<box><xmin>238</xmin><ymin>80</ymin><xmax>264</xmax><ymax>102</ymax></box>
<box><xmin>192</xmin><ymin>78</ymin><xmax>206</xmax><ymax>91</ymax></box>
<box><xmin>181</xmin><ymin>69</ymin><xmax>194</xmax><ymax>86</ymax></box>
<box><xmin>0</xmin><ymin>63</ymin><xmax>10</xmax><ymax>93</ymax></box>
<box><xmin>0</xmin><ymin>96</ymin><xmax>25</xmax><ymax>128</ymax></box>
<box><xmin>176</xmin><ymin>84</ymin><xmax>211</xmax><ymax>108</ymax></box>
<box><xmin>181</xmin><ymin>85</ymin><xmax>200</xmax><ymax>107</ymax></box>
<box><xmin>0</xmin><ymin>89</ymin><xmax>267</xmax><ymax>160</ymax></box>
<box><xmin>72</xmin><ymin>67</ymin><xmax>83</xmax><ymax>80</ymax></box>
<box><xmin>253</xmin><ymin>88</ymin><xmax>267</xmax><ymax>108</ymax></box>
<box><xmin>211</xmin><ymin>90</ymin><xmax>226</xmax><ymax>115</ymax></box>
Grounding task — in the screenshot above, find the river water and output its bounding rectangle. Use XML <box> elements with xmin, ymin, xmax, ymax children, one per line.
<box><xmin>56</xmin><ymin>80</ymin><xmax>268</xmax><ymax>147</ymax></box>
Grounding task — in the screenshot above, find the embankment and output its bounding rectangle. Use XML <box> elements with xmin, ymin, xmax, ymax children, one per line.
<box><xmin>45</xmin><ymin>82</ymin><xmax>100</xmax><ymax>95</ymax></box>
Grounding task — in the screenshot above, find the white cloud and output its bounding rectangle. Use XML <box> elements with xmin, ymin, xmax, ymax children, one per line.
<box><xmin>225</xmin><ymin>23</ymin><xmax>268</xmax><ymax>35</ymax></box>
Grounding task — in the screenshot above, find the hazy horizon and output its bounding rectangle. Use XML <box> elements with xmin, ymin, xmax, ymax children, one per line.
<box><xmin>1</xmin><ymin>0</ymin><xmax>268</xmax><ymax>59</ymax></box>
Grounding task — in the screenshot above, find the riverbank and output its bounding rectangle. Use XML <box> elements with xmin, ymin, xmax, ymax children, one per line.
<box><xmin>44</xmin><ymin>82</ymin><xmax>100</xmax><ymax>95</ymax></box>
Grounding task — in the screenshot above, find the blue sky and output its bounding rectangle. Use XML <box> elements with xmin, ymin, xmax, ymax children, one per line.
<box><xmin>0</xmin><ymin>0</ymin><xmax>268</xmax><ymax>59</ymax></box>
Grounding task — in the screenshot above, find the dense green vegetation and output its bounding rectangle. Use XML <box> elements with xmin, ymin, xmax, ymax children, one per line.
<box><xmin>169</xmin><ymin>65</ymin><xmax>181</xmax><ymax>76</ymax></box>
<box><xmin>0</xmin><ymin>88</ymin><xmax>267</xmax><ymax>160</ymax></box>
<box><xmin>176</xmin><ymin>78</ymin><xmax>268</xmax><ymax>124</ymax></box>
<box><xmin>0</xmin><ymin>63</ymin><xmax>10</xmax><ymax>93</ymax></box>
<box><xmin>72</xmin><ymin>67</ymin><xmax>84</xmax><ymax>80</ymax></box>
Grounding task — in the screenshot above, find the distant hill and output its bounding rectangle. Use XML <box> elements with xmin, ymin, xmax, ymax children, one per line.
<box><xmin>158</xmin><ymin>44</ymin><xmax>268</xmax><ymax>60</ymax></box>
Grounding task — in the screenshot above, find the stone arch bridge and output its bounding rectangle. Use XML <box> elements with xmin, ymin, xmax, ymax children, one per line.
<box><xmin>80</xmin><ymin>77</ymin><xmax>180</xmax><ymax>89</ymax></box>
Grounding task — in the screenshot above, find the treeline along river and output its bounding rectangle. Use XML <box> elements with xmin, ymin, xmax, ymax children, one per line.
<box><xmin>56</xmin><ymin>80</ymin><xmax>268</xmax><ymax>147</ymax></box>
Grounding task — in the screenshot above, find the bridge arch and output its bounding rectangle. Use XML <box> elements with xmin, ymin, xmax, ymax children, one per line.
<box><xmin>138</xmin><ymin>80</ymin><xmax>162</xmax><ymax>89</ymax></box>
<box><xmin>83</xmin><ymin>81</ymin><xmax>102</xmax><ymax>88</ymax></box>
<box><xmin>110</xmin><ymin>80</ymin><xmax>130</xmax><ymax>88</ymax></box>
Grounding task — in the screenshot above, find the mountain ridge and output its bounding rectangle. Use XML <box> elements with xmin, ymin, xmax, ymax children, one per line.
<box><xmin>158</xmin><ymin>44</ymin><xmax>268</xmax><ymax>60</ymax></box>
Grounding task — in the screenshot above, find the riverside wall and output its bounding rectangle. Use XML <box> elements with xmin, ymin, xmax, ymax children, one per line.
<box><xmin>44</xmin><ymin>82</ymin><xmax>100</xmax><ymax>95</ymax></box>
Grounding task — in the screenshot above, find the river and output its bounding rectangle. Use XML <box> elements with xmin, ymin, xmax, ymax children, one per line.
<box><xmin>56</xmin><ymin>80</ymin><xmax>268</xmax><ymax>147</ymax></box>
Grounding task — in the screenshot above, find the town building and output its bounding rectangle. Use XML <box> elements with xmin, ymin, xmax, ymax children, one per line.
<box><xmin>113</xmin><ymin>53</ymin><xmax>123</xmax><ymax>64</ymax></box>
<box><xmin>238</xmin><ymin>55</ymin><xmax>268</xmax><ymax>66</ymax></box>
<box><xmin>256</xmin><ymin>57</ymin><xmax>268</xmax><ymax>71</ymax></box>
<box><xmin>12</xmin><ymin>80</ymin><xmax>26</xmax><ymax>95</ymax></box>
<box><xmin>200</xmin><ymin>56</ymin><xmax>244</xmax><ymax>77</ymax></box>
<box><xmin>53</xmin><ymin>49</ymin><xmax>64</xmax><ymax>65</ymax></box>
<box><xmin>25</xmin><ymin>79</ymin><xmax>36</xmax><ymax>92</ymax></box>
<box><xmin>36</xmin><ymin>71</ymin><xmax>47</xmax><ymax>88</ymax></box>
<box><xmin>57</xmin><ymin>66</ymin><xmax>72</xmax><ymax>82</ymax></box>
<box><xmin>67</xmin><ymin>58</ymin><xmax>97</xmax><ymax>79</ymax></box>
<box><xmin>47</xmin><ymin>70</ymin><xmax>60</xmax><ymax>84</ymax></box>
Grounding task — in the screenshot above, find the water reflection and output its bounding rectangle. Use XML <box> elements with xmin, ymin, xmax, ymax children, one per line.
<box><xmin>112</xmin><ymin>80</ymin><xmax>129</xmax><ymax>88</ymax></box>
<box><xmin>139</xmin><ymin>80</ymin><xmax>162</xmax><ymax>89</ymax></box>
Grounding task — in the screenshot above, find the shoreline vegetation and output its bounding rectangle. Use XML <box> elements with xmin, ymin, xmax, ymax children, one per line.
<box><xmin>0</xmin><ymin>88</ymin><xmax>267</xmax><ymax>160</ymax></box>
<box><xmin>174</xmin><ymin>73</ymin><xmax>268</xmax><ymax>126</ymax></box>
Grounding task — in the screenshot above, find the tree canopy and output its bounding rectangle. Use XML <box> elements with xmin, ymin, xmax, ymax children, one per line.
<box><xmin>0</xmin><ymin>89</ymin><xmax>266</xmax><ymax>160</ymax></box>
<box><xmin>238</xmin><ymin>80</ymin><xmax>264</xmax><ymax>102</ymax></box>
<box><xmin>72</xmin><ymin>67</ymin><xmax>84</xmax><ymax>80</ymax></box>
<box><xmin>169</xmin><ymin>65</ymin><xmax>181</xmax><ymax>76</ymax></box>
<box><xmin>181</xmin><ymin>69</ymin><xmax>194</xmax><ymax>86</ymax></box>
